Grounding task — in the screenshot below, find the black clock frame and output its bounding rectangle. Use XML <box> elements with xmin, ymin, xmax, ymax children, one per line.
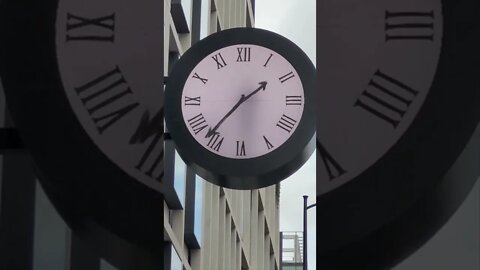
<box><xmin>165</xmin><ymin>27</ymin><xmax>316</xmax><ymax>190</ymax></box>
<box><xmin>0</xmin><ymin>0</ymin><xmax>164</xmax><ymax>250</ymax></box>
<box><xmin>317</xmin><ymin>0</ymin><xmax>480</xmax><ymax>268</ymax></box>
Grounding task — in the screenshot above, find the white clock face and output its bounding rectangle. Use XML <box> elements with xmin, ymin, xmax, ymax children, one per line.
<box><xmin>181</xmin><ymin>44</ymin><xmax>304</xmax><ymax>159</ymax></box>
<box><xmin>317</xmin><ymin>0</ymin><xmax>443</xmax><ymax>195</ymax></box>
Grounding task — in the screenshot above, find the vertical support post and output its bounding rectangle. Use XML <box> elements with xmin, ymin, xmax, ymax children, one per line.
<box><xmin>0</xmin><ymin>111</ymin><xmax>35</xmax><ymax>270</ymax></box>
<box><xmin>303</xmin><ymin>195</ymin><xmax>308</xmax><ymax>270</ymax></box>
<box><xmin>279</xmin><ymin>231</ymin><xmax>283</xmax><ymax>270</ymax></box>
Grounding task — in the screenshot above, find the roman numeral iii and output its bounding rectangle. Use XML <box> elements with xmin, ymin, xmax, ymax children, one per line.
<box><xmin>66</xmin><ymin>13</ymin><xmax>115</xmax><ymax>42</ymax></box>
<box><xmin>385</xmin><ymin>10</ymin><xmax>435</xmax><ymax>42</ymax></box>
<box><xmin>354</xmin><ymin>70</ymin><xmax>419</xmax><ymax>128</ymax></box>
<box><xmin>286</xmin><ymin>96</ymin><xmax>302</xmax><ymax>106</ymax></box>
<box><xmin>75</xmin><ymin>66</ymin><xmax>139</xmax><ymax>134</ymax></box>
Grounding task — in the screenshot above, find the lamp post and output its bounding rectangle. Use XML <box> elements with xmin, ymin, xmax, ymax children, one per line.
<box><xmin>303</xmin><ymin>195</ymin><xmax>316</xmax><ymax>270</ymax></box>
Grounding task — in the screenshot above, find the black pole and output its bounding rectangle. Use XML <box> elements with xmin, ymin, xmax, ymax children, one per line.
<box><xmin>303</xmin><ymin>195</ymin><xmax>308</xmax><ymax>270</ymax></box>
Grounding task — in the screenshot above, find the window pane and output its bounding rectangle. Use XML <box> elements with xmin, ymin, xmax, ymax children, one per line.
<box><xmin>171</xmin><ymin>245</ymin><xmax>183</xmax><ymax>270</ymax></box>
<box><xmin>194</xmin><ymin>175</ymin><xmax>204</xmax><ymax>246</ymax></box>
<box><xmin>174</xmin><ymin>151</ymin><xmax>186</xmax><ymax>207</ymax></box>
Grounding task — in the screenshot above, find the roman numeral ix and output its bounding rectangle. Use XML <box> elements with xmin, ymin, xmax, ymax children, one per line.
<box><xmin>75</xmin><ymin>66</ymin><xmax>139</xmax><ymax>134</ymax></box>
<box><xmin>385</xmin><ymin>10</ymin><xmax>435</xmax><ymax>42</ymax></box>
<box><xmin>354</xmin><ymin>70</ymin><xmax>419</xmax><ymax>128</ymax></box>
<box><xmin>317</xmin><ymin>140</ymin><xmax>346</xmax><ymax>181</ymax></box>
<box><xmin>66</xmin><ymin>13</ymin><xmax>115</xmax><ymax>42</ymax></box>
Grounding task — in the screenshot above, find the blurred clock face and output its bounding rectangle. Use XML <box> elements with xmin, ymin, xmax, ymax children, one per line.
<box><xmin>317</xmin><ymin>0</ymin><xmax>443</xmax><ymax>195</ymax></box>
<box><xmin>181</xmin><ymin>44</ymin><xmax>305</xmax><ymax>159</ymax></box>
<box><xmin>55</xmin><ymin>0</ymin><xmax>165</xmax><ymax>192</ymax></box>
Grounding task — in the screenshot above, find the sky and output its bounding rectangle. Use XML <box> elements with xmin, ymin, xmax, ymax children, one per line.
<box><xmin>254</xmin><ymin>1</ymin><xmax>317</xmax><ymax>269</ymax></box>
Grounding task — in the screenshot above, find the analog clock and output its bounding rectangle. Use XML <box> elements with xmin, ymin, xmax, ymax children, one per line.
<box><xmin>165</xmin><ymin>28</ymin><xmax>315</xmax><ymax>189</ymax></box>
<box><xmin>0</xmin><ymin>0</ymin><xmax>165</xmax><ymax>248</ymax></box>
<box><xmin>317</xmin><ymin>0</ymin><xmax>479</xmax><ymax>268</ymax></box>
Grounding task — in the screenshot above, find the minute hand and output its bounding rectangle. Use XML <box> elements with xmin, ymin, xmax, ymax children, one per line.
<box><xmin>205</xmin><ymin>81</ymin><xmax>268</xmax><ymax>138</ymax></box>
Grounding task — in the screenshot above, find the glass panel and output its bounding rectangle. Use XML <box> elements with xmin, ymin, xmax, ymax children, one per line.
<box><xmin>181</xmin><ymin>0</ymin><xmax>193</xmax><ymax>31</ymax></box>
<box><xmin>194</xmin><ymin>175</ymin><xmax>204</xmax><ymax>246</ymax></box>
<box><xmin>100</xmin><ymin>259</ymin><xmax>118</xmax><ymax>270</ymax></box>
<box><xmin>171</xmin><ymin>245</ymin><xmax>183</xmax><ymax>270</ymax></box>
<box><xmin>200</xmin><ymin>0</ymin><xmax>209</xmax><ymax>39</ymax></box>
<box><xmin>33</xmin><ymin>181</ymin><xmax>68</xmax><ymax>270</ymax></box>
<box><xmin>174</xmin><ymin>151</ymin><xmax>187</xmax><ymax>207</ymax></box>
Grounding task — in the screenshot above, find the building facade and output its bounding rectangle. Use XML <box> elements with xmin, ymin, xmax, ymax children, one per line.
<box><xmin>163</xmin><ymin>0</ymin><xmax>281</xmax><ymax>270</ymax></box>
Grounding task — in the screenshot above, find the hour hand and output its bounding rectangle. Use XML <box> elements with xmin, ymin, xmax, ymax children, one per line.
<box><xmin>205</xmin><ymin>127</ymin><xmax>220</xmax><ymax>138</ymax></box>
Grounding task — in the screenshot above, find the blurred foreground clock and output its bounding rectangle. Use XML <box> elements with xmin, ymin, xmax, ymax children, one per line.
<box><xmin>317</xmin><ymin>0</ymin><xmax>479</xmax><ymax>268</ymax></box>
<box><xmin>165</xmin><ymin>28</ymin><xmax>316</xmax><ymax>189</ymax></box>
<box><xmin>0</xmin><ymin>0</ymin><xmax>165</xmax><ymax>248</ymax></box>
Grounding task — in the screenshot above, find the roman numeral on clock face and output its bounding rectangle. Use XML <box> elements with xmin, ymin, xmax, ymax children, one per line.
<box><xmin>66</xmin><ymin>13</ymin><xmax>115</xmax><ymax>42</ymax></box>
<box><xmin>276</xmin><ymin>114</ymin><xmax>297</xmax><ymax>133</ymax></box>
<box><xmin>279</xmin><ymin>71</ymin><xmax>295</xmax><ymax>83</ymax></box>
<box><xmin>385</xmin><ymin>11</ymin><xmax>435</xmax><ymax>42</ymax></box>
<box><xmin>263</xmin><ymin>54</ymin><xmax>273</xmax><ymax>67</ymax></box>
<box><xmin>129</xmin><ymin>109</ymin><xmax>164</xmax><ymax>181</ymax></box>
<box><xmin>263</xmin><ymin>136</ymin><xmax>274</xmax><ymax>150</ymax></box>
<box><xmin>185</xmin><ymin>96</ymin><xmax>201</xmax><ymax>106</ymax></box>
<box><xmin>236</xmin><ymin>47</ymin><xmax>251</xmax><ymax>62</ymax></box>
<box><xmin>192</xmin><ymin>72</ymin><xmax>208</xmax><ymax>84</ymax></box>
<box><xmin>355</xmin><ymin>70</ymin><xmax>419</xmax><ymax>128</ymax></box>
<box><xmin>187</xmin><ymin>113</ymin><xmax>209</xmax><ymax>135</ymax></box>
<box><xmin>75</xmin><ymin>66</ymin><xmax>139</xmax><ymax>134</ymax></box>
<box><xmin>207</xmin><ymin>133</ymin><xmax>224</xmax><ymax>152</ymax></box>
<box><xmin>236</xmin><ymin>141</ymin><xmax>246</xmax><ymax>156</ymax></box>
<box><xmin>286</xmin><ymin>95</ymin><xmax>302</xmax><ymax>106</ymax></box>
<box><xmin>317</xmin><ymin>140</ymin><xmax>346</xmax><ymax>181</ymax></box>
<box><xmin>212</xmin><ymin>53</ymin><xmax>227</xmax><ymax>69</ymax></box>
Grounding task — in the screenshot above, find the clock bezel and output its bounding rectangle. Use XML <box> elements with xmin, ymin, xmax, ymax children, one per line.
<box><xmin>165</xmin><ymin>27</ymin><xmax>316</xmax><ymax>190</ymax></box>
